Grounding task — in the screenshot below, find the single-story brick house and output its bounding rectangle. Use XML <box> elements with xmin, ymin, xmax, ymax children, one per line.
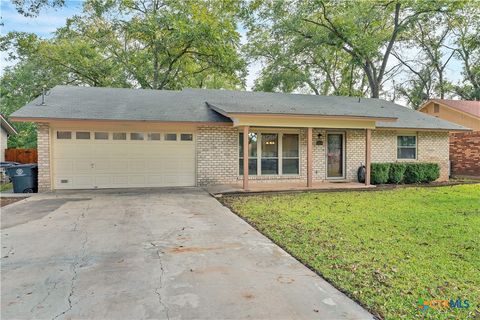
<box><xmin>419</xmin><ymin>99</ymin><xmax>480</xmax><ymax>177</ymax></box>
<box><xmin>11</xmin><ymin>86</ymin><xmax>468</xmax><ymax>192</ymax></box>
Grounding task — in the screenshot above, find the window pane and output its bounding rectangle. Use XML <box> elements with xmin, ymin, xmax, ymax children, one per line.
<box><xmin>181</xmin><ymin>133</ymin><xmax>193</xmax><ymax>141</ymax></box>
<box><xmin>282</xmin><ymin>134</ymin><xmax>299</xmax><ymax>157</ymax></box>
<box><xmin>261</xmin><ymin>133</ymin><xmax>278</xmax><ymax>157</ymax></box>
<box><xmin>57</xmin><ymin>131</ymin><xmax>71</xmax><ymax>139</ymax></box>
<box><xmin>95</xmin><ymin>132</ymin><xmax>108</xmax><ymax>140</ymax></box>
<box><xmin>397</xmin><ymin>136</ymin><xmax>416</xmax><ymax>147</ymax></box>
<box><xmin>239</xmin><ymin>133</ymin><xmax>257</xmax><ymax>157</ymax></box>
<box><xmin>261</xmin><ymin>159</ymin><xmax>278</xmax><ymax>175</ymax></box>
<box><xmin>76</xmin><ymin>132</ymin><xmax>90</xmax><ymax>139</ymax></box>
<box><xmin>283</xmin><ymin>159</ymin><xmax>299</xmax><ymax>174</ymax></box>
<box><xmin>239</xmin><ymin>159</ymin><xmax>258</xmax><ymax>175</ymax></box>
<box><xmin>130</xmin><ymin>132</ymin><xmax>144</xmax><ymax>140</ymax></box>
<box><xmin>397</xmin><ymin>147</ymin><xmax>416</xmax><ymax>159</ymax></box>
<box><xmin>165</xmin><ymin>133</ymin><xmax>177</xmax><ymax>141</ymax></box>
<box><xmin>113</xmin><ymin>132</ymin><xmax>126</xmax><ymax>140</ymax></box>
<box><xmin>148</xmin><ymin>133</ymin><xmax>161</xmax><ymax>140</ymax></box>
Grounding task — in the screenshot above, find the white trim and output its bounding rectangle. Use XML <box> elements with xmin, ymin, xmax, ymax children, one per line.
<box><xmin>238</xmin><ymin>130</ymin><xmax>300</xmax><ymax>176</ymax></box>
<box><xmin>396</xmin><ymin>133</ymin><xmax>417</xmax><ymax>160</ymax></box>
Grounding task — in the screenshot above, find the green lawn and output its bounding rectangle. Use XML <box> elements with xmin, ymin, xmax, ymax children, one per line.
<box><xmin>222</xmin><ymin>184</ymin><xmax>480</xmax><ymax>319</ymax></box>
<box><xmin>0</xmin><ymin>182</ymin><xmax>12</xmax><ymax>192</ymax></box>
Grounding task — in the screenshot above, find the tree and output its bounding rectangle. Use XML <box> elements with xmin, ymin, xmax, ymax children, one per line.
<box><xmin>450</xmin><ymin>4</ymin><xmax>480</xmax><ymax>100</ymax></box>
<box><xmin>1</xmin><ymin>0</ymin><xmax>247</xmax><ymax>147</ymax></box>
<box><xmin>245</xmin><ymin>0</ymin><xmax>464</xmax><ymax>98</ymax></box>
<box><xmin>11</xmin><ymin>0</ymin><xmax>65</xmax><ymax>17</ymax></box>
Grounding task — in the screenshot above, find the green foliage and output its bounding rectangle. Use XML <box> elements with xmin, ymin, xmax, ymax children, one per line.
<box><xmin>245</xmin><ymin>0</ymin><xmax>465</xmax><ymax>98</ymax></box>
<box><xmin>223</xmin><ymin>184</ymin><xmax>480</xmax><ymax>319</ymax></box>
<box><xmin>370</xmin><ymin>163</ymin><xmax>390</xmax><ymax>184</ymax></box>
<box><xmin>388</xmin><ymin>163</ymin><xmax>407</xmax><ymax>184</ymax></box>
<box><xmin>403</xmin><ymin>163</ymin><xmax>440</xmax><ymax>183</ymax></box>
<box><xmin>370</xmin><ymin>162</ymin><xmax>440</xmax><ymax>184</ymax></box>
<box><xmin>1</xmin><ymin>0</ymin><xmax>246</xmax><ymax>148</ymax></box>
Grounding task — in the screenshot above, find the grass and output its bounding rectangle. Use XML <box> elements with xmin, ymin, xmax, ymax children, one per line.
<box><xmin>222</xmin><ymin>184</ymin><xmax>480</xmax><ymax>319</ymax></box>
<box><xmin>0</xmin><ymin>182</ymin><xmax>13</xmax><ymax>192</ymax></box>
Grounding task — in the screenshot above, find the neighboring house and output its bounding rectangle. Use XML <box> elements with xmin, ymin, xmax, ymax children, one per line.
<box><xmin>1</xmin><ymin>114</ymin><xmax>18</xmax><ymax>162</ymax></box>
<box><xmin>419</xmin><ymin>99</ymin><xmax>480</xmax><ymax>177</ymax></box>
<box><xmin>10</xmin><ymin>86</ymin><xmax>468</xmax><ymax>192</ymax></box>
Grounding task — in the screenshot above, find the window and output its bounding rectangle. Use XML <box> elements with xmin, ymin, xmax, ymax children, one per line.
<box><xmin>261</xmin><ymin>133</ymin><xmax>278</xmax><ymax>174</ymax></box>
<box><xmin>434</xmin><ymin>103</ymin><xmax>440</xmax><ymax>113</ymax></box>
<box><xmin>57</xmin><ymin>131</ymin><xmax>71</xmax><ymax>139</ymax></box>
<box><xmin>181</xmin><ymin>133</ymin><xmax>193</xmax><ymax>141</ymax></box>
<box><xmin>165</xmin><ymin>133</ymin><xmax>177</xmax><ymax>141</ymax></box>
<box><xmin>113</xmin><ymin>132</ymin><xmax>127</xmax><ymax>140</ymax></box>
<box><xmin>239</xmin><ymin>132</ymin><xmax>258</xmax><ymax>175</ymax></box>
<box><xmin>94</xmin><ymin>132</ymin><xmax>108</xmax><ymax>140</ymax></box>
<box><xmin>239</xmin><ymin>132</ymin><xmax>300</xmax><ymax>176</ymax></box>
<box><xmin>282</xmin><ymin>134</ymin><xmax>299</xmax><ymax>174</ymax></box>
<box><xmin>76</xmin><ymin>132</ymin><xmax>90</xmax><ymax>139</ymax></box>
<box><xmin>148</xmin><ymin>133</ymin><xmax>161</xmax><ymax>141</ymax></box>
<box><xmin>130</xmin><ymin>132</ymin><xmax>144</xmax><ymax>140</ymax></box>
<box><xmin>397</xmin><ymin>135</ymin><xmax>417</xmax><ymax>159</ymax></box>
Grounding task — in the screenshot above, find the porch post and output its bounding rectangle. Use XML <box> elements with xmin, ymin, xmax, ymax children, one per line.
<box><xmin>243</xmin><ymin>126</ymin><xmax>249</xmax><ymax>190</ymax></box>
<box><xmin>307</xmin><ymin>127</ymin><xmax>313</xmax><ymax>188</ymax></box>
<box><xmin>365</xmin><ymin>129</ymin><xmax>371</xmax><ymax>186</ymax></box>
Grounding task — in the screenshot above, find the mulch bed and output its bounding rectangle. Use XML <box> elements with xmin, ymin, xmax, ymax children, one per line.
<box><xmin>1</xmin><ymin>197</ymin><xmax>26</xmax><ymax>207</ymax></box>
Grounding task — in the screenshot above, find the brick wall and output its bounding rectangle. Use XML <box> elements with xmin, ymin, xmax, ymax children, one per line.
<box><xmin>449</xmin><ymin>131</ymin><xmax>480</xmax><ymax>176</ymax></box>
<box><xmin>37</xmin><ymin>123</ymin><xmax>51</xmax><ymax>192</ymax></box>
<box><xmin>196</xmin><ymin>126</ymin><xmax>238</xmax><ymax>185</ymax></box>
<box><xmin>371</xmin><ymin>130</ymin><xmax>450</xmax><ymax>181</ymax></box>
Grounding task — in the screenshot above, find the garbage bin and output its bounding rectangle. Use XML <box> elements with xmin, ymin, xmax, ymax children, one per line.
<box><xmin>5</xmin><ymin>164</ymin><xmax>38</xmax><ymax>193</ymax></box>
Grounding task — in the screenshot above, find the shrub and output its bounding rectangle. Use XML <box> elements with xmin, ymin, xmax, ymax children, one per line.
<box><xmin>423</xmin><ymin>163</ymin><xmax>440</xmax><ymax>182</ymax></box>
<box><xmin>371</xmin><ymin>163</ymin><xmax>390</xmax><ymax>184</ymax></box>
<box><xmin>404</xmin><ymin>163</ymin><xmax>440</xmax><ymax>183</ymax></box>
<box><xmin>389</xmin><ymin>163</ymin><xmax>407</xmax><ymax>184</ymax></box>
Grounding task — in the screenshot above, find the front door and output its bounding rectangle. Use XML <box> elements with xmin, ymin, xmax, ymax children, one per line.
<box><xmin>326</xmin><ymin>133</ymin><xmax>345</xmax><ymax>179</ymax></box>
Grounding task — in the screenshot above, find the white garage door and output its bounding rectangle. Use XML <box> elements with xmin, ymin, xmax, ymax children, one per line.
<box><xmin>52</xmin><ymin>130</ymin><xmax>196</xmax><ymax>189</ymax></box>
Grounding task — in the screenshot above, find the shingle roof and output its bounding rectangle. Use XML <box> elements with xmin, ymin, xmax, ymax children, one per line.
<box><xmin>11</xmin><ymin>86</ymin><xmax>231</xmax><ymax>123</ymax></box>
<box><xmin>10</xmin><ymin>85</ymin><xmax>469</xmax><ymax>131</ymax></box>
<box><xmin>430</xmin><ymin>99</ymin><xmax>480</xmax><ymax>118</ymax></box>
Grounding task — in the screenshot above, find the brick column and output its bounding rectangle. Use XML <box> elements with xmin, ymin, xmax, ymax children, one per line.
<box><xmin>37</xmin><ymin>123</ymin><xmax>52</xmax><ymax>192</ymax></box>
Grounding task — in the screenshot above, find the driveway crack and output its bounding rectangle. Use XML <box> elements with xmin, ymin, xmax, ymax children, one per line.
<box><xmin>152</xmin><ymin>243</ymin><xmax>170</xmax><ymax>320</ymax></box>
<box><xmin>52</xmin><ymin>210</ymin><xmax>89</xmax><ymax>320</ymax></box>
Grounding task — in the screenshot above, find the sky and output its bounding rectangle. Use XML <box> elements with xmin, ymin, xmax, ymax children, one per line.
<box><xmin>0</xmin><ymin>0</ymin><xmax>464</xmax><ymax>102</ymax></box>
<box><xmin>0</xmin><ymin>0</ymin><xmax>261</xmax><ymax>89</ymax></box>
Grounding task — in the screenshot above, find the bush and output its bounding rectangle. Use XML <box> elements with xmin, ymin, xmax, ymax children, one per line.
<box><xmin>371</xmin><ymin>163</ymin><xmax>390</xmax><ymax>184</ymax></box>
<box><xmin>404</xmin><ymin>163</ymin><xmax>440</xmax><ymax>183</ymax></box>
<box><xmin>371</xmin><ymin>162</ymin><xmax>440</xmax><ymax>184</ymax></box>
<box><xmin>423</xmin><ymin>163</ymin><xmax>440</xmax><ymax>182</ymax></box>
<box><xmin>389</xmin><ymin>163</ymin><xmax>406</xmax><ymax>184</ymax></box>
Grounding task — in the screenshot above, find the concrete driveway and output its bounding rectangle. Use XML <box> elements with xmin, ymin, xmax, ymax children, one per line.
<box><xmin>1</xmin><ymin>189</ymin><xmax>373</xmax><ymax>320</ymax></box>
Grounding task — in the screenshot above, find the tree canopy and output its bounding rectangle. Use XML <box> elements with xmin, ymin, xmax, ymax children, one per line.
<box><xmin>1</xmin><ymin>0</ymin><xmax>479</xmax><ymax>148</ymax></box>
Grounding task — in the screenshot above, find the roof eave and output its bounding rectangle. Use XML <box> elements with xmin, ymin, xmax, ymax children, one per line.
<box><xmin>0</xmin><ymin>115</ymin><xmax>18</xmax><ymax>135</ymax></box>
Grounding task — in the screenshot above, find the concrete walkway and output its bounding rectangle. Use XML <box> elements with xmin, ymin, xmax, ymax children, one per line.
<box><xmin>1</xmin><ymin>188</ymin><xmax>373</xmax><ymax>320</ymax></box>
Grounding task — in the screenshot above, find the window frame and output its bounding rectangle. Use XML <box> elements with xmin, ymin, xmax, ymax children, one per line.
<box><xmin>239</xmin><ymin>130</ymin><xmax>300</xmax><ymax>176</ymax></box>
<box><xmin>56</xmin><ymin>131</ymin><xmax>72</xmax><ymax>139</ymax></box>
<box><xmin>396</xmin><ymin>134</ymin><xmax>417</xmax><ymax>160</ymax></box>
<box><xmin>75</xmin><ymin>131</ymin><xmax>91</xmax><ymax>140</ymax></box>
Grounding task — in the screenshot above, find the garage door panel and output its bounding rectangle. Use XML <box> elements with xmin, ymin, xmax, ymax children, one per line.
<box><xmin>53</xmin><ymin>131</ymin><xmax>196</xmax><ymax>189</ymax></box>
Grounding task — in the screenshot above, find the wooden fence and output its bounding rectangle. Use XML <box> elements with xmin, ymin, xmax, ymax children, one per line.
<box><xmin>5</xmin><ymin>148</ymin><xmax>38</xmax><ymax>164</ymax></box>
